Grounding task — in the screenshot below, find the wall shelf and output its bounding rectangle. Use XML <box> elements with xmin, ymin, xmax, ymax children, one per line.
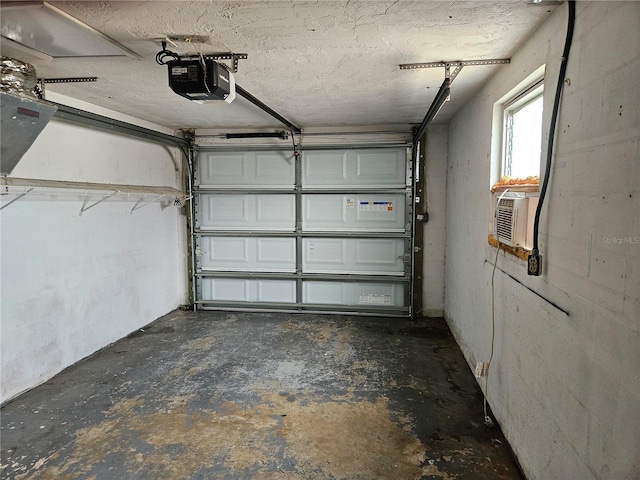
<box><xmin>1</xmin><ymin>176</ymin><xmax>185</xmax><ymax>214</ymax></box>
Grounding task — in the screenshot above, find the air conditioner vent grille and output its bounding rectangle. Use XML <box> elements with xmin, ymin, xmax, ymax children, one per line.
<box><xmin>494</xmin><ymin>197</ymin><xmax>529</xmax><ymax>248</ymax></box>
<box><xmin>496</xmin><ymin>207</ymin><xmax>514</xmax><ymax>241</ymax></box>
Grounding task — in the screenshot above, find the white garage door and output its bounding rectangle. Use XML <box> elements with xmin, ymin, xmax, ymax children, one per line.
<box><xmin>192</xmin><ymin>145</ymin><xmax>413</xmax><ymax>316</ymax></box>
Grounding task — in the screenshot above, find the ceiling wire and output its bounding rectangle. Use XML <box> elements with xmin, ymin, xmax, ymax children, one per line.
<box><xmin>164</xmin><ymin>36</ymin><xmax>180</xmax><ymax>49</ymax></box>
<box><xmin>155</xmin><ymin>40</ymin><xmax>179</xmax><ymax>65</ymax></box>
<box><xmin>189</xmin><ymin>39</ymin><xmax>212</xmax><ymax>94</ymax></box>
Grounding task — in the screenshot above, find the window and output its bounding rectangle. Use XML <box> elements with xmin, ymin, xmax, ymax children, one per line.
<box><xmin>489</xmin><ymin>75</ymin><xmax>544</xmax><ymax>257</ymax></box>
<box><xmin>502</xmin><ymin>80</ymin><xmax>544</xmax><ymax>180</ymax></box>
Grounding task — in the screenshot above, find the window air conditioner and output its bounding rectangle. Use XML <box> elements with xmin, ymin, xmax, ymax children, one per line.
<box><xmin>494</xmin><ymin>197</ymin><xmax>529</xmax><ymax>248</ymax></box>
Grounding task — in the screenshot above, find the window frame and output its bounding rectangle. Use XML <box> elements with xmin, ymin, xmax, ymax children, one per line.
<box><xmin>501</xmin><ymin>79</ymin><xmax>545</xmax><ymax>179</ymax></box>
<box><xmin>489</xmin><ymin>73</ymin><xmax>545</xmax><ymax>257</ymax></box>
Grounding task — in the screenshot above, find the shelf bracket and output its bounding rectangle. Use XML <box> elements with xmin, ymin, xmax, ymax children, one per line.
<box><xmin>80</xmin><ymin>191</ymin><xmax>117</xmax><ymax>216</ymax></box>
<box><xmin>162</xmin><ymin>194</ymin><xmax>191</xmax><ymax>211</ymax></box>
<box><xmin>0</xmin><ymin>188</ymin><xmax>34</xmax><ymax>210</ymax></box>
<box><xmin>160</xmin><ymin>199</ymin><xmax>174</xmax><ymax>211</ymax></box>
<box><xmin>131</xmin><ymin>194</ymin><xmax>166</xmax><ymax>214</ymax></box>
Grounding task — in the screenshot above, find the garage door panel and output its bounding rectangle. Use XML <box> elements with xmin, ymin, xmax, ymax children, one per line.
<box><xmin>303</xmin><ymin>281</ymin><xmax>345</xmax><ymax>304</ymax></box>
<box><xmin>303</xmin><ymin>281</ymin><xmax>405</xmax><ymax>307</ymax></box>
<box><xmin>198</xmin><ymin>194</ymin><xmax>295</xmax><ymax>230</ymax></box>
<box><xmin>203</xmin><ymin>278</ymin><xmax>248</xmax><ymax>301</ymax></box>
<box><xmin>198</xmin><ymin>152</ymin><xmax>246</xmax><ymax>186</ymax></box>
<box><xmin>303</xmin><ymin>239</ymin><xmax>346</xmax><ymax>266</ymax></box>
<box><xmin>302</xmin><ymin>195</ymin><xmax>346</xmax><ymax>224</ymax></box>
<box><xmin>302</xmin><ymin>151</ymin><xmax>348</xmax><ymax>185</ymax></box>
<box><xmin>193</xmin><ymin>145</ymin><xmax>412</xmax><ymax>315</ymax></box>
<box><xmin>257</xmin><ymin>280</ymin><xmax>296</xmax><ymax>303</ymax></box>
<box><xmin>257</xmin><ymin>196</ymin><xmax>296</xmax><ymax>223</ymax></box>
<box><xmin>355</xmin><ymin>239</ymin><xmax>404</xmax><ymax>267</ymax></box>
<box><xmin>303</xmin><ymin>148</ymin><xmax>406</xmax><ymax>188</ymax></box>
<box><xmin>204</xmin><ymin>195</ymin><xmax>248</xmax><ymax>221</ymax></box>
<box><xmin>200</xmin><ymin>237</ymin><xmax>296</xmax><ymax>272</ymax></box>
<box><xmin>354</xmin><ymin>150</ymin><xmax>407</xmax><ymax>185</ymax></box>
<box><xmin>257</xmin><ymin>238</ymin><xmax>296</xmax><ymax>265</ymax></box>
<box><xmin>201</xmin><ymin>278</ymin><xmax>297</xmax><ymax>303</ymax></box>
<box><xmin>255</xmin><ymin>152</ymin><xmax>295</xmax><ymax>185</ymax></box>
<box><xmin>211</xmin><ymin>237</ymin><xmax>249</xmax><ymax>263</ymax></box>
<box><xmin>302</xmin><ymin>194</ymin><xmax>405</xmax><ymax>232</ymax></box>
<box><xmin>303</xmin><ymin>238</ymin><xmax>404</xmax><ymax>274</ymax></box>
<box><xmin>198</xmin><ymin>151</ymin><xmax>295</xmax><ymax>187</ymax></box>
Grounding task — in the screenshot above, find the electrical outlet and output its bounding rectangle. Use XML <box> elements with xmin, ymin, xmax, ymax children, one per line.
<box><xmin>527</xmin><ymin>253</ymin><xmax>542</xmax><ymax>276</ymax></box>
<box><xmin>475</xmin><ymin>362</ymin><xmax>490</xmax><ymax>377</ymax></box>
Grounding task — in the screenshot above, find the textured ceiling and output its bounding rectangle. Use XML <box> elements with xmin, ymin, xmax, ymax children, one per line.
<box><xmin>1</xmin><ymin>1</ymin><xmax>559</xmax><ymax>131</ymax></box>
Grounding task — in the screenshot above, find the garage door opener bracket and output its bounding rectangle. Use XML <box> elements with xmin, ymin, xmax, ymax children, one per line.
<box><xmin>399</xmin><ymin>58</ymin><xmax>510</xmax><ymax>85</ymax></box>
<box><xmin>404</xmin><ymin>58</ymin><xmax>510</xmax><ymax>144</ymax></box>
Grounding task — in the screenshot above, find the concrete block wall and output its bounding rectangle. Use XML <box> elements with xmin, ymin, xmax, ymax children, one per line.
<box><xmin>444</xmin><ymin>2</ymin><xmax>639</xmax><ymax>479</ymax></box>
<box><xmin>422</xmin><ymin>125</ymin><xmax>448</xmax><ymax>317</ymax></box>
<box><xmin>0</xmin><ymin>94</ymin><xmax>187</xmax><ymax>403</ymax></box>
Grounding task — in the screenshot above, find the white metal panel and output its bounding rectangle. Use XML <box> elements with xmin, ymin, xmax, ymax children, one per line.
<box><xmin>302</xmin><ymin>148</ymin><xmax>407</xmax><ymax>188</ymax></box>
<box><xmin>201</xmin><ymin>278</ymin><xmax>296</xmax><ymax>303</ymax></box>
<box><xmin>197</xmin><ymin>151</ymin><xmax>295</xmax><ymax>188</ymax></box>
<box><xmin>302</xmin><ymin>238</ymin><xmax>405</xmax><ymax>275</ymax></box>
<box><xmin>303</xmin><ymin>281</ymin><xmax>405</xmax><ymax>307</ymax></box>
<box><xmin>302</xmin><ymin>194</ymin><xmax>406</xmax><ymax>232</ymax></box>
<box><xmin>200</xmin><ymin>237</ymin><xmax>296</xmax><ymax>272</ymax></box>
<box><xmin>193</xmin><ymin>145</ymin><xmax>413</xmax><ymax>315</ymax></box>
<box><xmin>198</xmin><ymin>194</ymin><xmax>295</xmax><ymax>230</ymax></box>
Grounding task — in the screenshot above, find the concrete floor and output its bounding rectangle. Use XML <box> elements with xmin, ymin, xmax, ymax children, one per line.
<box><xmin>1</xmin><ymin>311</ymin><xmax>524</xmax><ymax>480</ymax></box>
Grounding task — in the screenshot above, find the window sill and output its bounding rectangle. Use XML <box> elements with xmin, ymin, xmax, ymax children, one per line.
<box><xmin>491</xmin><ymin>184</ymin><xmax>539</xmax><ymax>195</ymax></box>
<box><xmin>488</xmin><ymin>234</ymin><xmax>530</xmax><ymax>261</ymax></box>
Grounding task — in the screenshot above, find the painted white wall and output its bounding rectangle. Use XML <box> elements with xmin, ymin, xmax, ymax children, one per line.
<box><xmin>422</xmin><ymin>125</ymin><xmax>448</xmax><ymax>317</ymax></box>
<box><xmin>445</xmin><ymin>2</ymin><xmax>639</xmax><ymax>479</ymax></box>
<box><xmin>1</xmin><ymin>94</ymin><xmax>188</xmax><ymax>403</ymax></box>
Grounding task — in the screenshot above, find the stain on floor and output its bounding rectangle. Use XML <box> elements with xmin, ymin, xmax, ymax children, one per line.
<box><xmin>1</xmin><ymin>311</ymin><xmax>523</xmax><ymax>479</ymax></box>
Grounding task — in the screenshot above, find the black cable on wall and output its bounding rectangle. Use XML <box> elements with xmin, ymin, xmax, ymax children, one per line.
<box><xmin>529</xmin><ymin>0</ymin><xmax>576</xmax><ymax>275</ymax></box>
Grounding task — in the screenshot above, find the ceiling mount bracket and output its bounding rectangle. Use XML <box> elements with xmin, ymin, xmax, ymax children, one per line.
<box><xmin>40</xmin><ymin>77</ymin><xmax>98</xmax><ymax>84</ymax></box>
<box><xmin>204</xmin><ymin>53</ymin><xmax>248</xmax><ymax>73</ymax></box>
<box><xmin>408</xmin><ymin>59</ymin><xmax>509</xmax><ymax>145</ymax></box>
<box><xmin>180</xmin><ymin>53</ymin><xmax>248</xmax><ymax>72</ymax></box>
<box><xmin>400</xmin><ymin>58</ymin><xmax>510</xmax><ymax>85</ymax></box>
<box><xmin>445</xmin><ymin>63</ymin><xmax>464</xmax><ymax>83</ymax></box>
